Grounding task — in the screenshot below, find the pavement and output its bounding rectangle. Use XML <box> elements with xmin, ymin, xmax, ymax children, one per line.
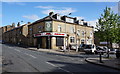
<box><xmin>85</xmin><ymin>57</ymin><xmax>120</xmax><ymax>70</ymax></box>
<box><xmin>28</xmin><ymin>47</ymin><xmax>84</xmax><ymax>55</ymax></box>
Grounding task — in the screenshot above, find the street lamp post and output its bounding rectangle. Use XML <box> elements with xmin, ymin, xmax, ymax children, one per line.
<box><xmin>63</xmin><ymin>13</ymin><xmax>72</xmax><ymax>52</ymax></box>
<box><xmin>63</xmin><ymin>20</ymin><xmax>67</xmax><ymax>52</ymax></box>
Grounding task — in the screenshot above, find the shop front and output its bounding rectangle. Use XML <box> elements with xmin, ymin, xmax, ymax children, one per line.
<box><xmin>34</xmin><ymin>32</ymin><xmax>67</xmax><ymax>49</ymax></box>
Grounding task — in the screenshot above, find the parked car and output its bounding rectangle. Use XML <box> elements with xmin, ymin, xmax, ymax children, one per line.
<box><xmin>78</xmin><ymin>44</ymin><xmax>86</xmax><ymax>51</ymax></box>
<box><xmin>0</xmin><ymin>40</ymin><xmax>5</xmax><ymax>44</ymax></box>
<box><xmin>70</xmin><ymin>44</ymin><xmax>77</xmax><ymax>50</ymax></box>
<box><xmin>109</xmin><ymin>48</ymin><xmax>117</xmax><ymax>54</ymax></box>
<box><xmin>83</xmin><ymin>44</ymin><xmax>96</xmax><ymax>54</ymax></box>
<box><xmin>116</xmin><ymin>49</ymin><xmax>120</xmax><ymax>58</ymax></box>
<box><xmin>103</xmin><ymin>46</ymin><xmax>110</xmax><ymax>52</ymax></box>
<box><xmin>95</xmin><ymin>46</ymin><xmax>106</xmax><ymax>54</ymax></box>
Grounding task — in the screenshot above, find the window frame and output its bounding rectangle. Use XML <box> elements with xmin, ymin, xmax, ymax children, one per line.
<box><xmin>70</xmin><ymin>37</ymin><xmax>75</xmax><ymax>43</ymax></box>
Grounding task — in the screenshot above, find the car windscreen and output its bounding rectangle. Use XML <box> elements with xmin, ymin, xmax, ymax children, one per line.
<box><xmin>85</xmin><ymin>45</ymin><xmax>92</xmax><ymax>49</ymax></box>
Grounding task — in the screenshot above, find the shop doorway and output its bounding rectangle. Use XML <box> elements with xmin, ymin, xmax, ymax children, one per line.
<box><xmin>37</xmin><ymin>37</ymin><xmax>42</xmax><ymax>48</ymax></box>
<box><xmin>46</xmin><ymin>36</ymin><xmax>51</xmax><ymax>49</ymax></box>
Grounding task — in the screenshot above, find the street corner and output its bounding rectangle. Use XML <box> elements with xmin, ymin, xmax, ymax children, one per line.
<box><xmin>85</xmin><ymin>58</ymin><xmax>120</xmax><ymax>71</ymax></box>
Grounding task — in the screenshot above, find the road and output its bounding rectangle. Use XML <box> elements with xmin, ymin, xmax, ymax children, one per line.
<box><xmin>2</xmin><ymin>44</ymin><xmax>120</xmax><ymax>73</ymax></box>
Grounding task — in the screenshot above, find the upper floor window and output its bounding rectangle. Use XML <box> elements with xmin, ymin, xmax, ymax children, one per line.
<box><xmin>77</xmin><ymin>30</ymin><xmax>80</xmax><ymax>36</ymax></box>
<box><xmin>70</xmin><ymin>37</ymin><xmax>75</xmax><ymax>43</ymax></box>
<box><xmin>58</xmin><ymin>25</ymin><xmax>61</xmax><ymax>32</ymax></box>
<box><xmin>70</xmin><ymin>26</ymin><xmax>74</xmax><ymax>33</ymax></box>
<box><xmin>19</xmin><ymin>31</ymin><xmax>22</xmax><ymax>34</ymax></box>
<box><xmin>66</xmin><ymin>17</ymin><xmax>74</xmax><ymax>23</ymax></box>
<box><xmin>38</xmin><ymin>26</ymin><xmax>43</xmax><ymax>32</ymax></box>
<box><xmin>82</xmin><ymin>31</ymin><xmax>85</xmax><ymax>36</ymax></box>
<box><xmin>90</xmin><ymin>31</ymin><xmax>93</xmax><ymax>37</ymax></box>
<box><xmin>29</xmin><ymin>28</ymin><xmax>32</xmax><ymax>34</ymax></box>
<box><xmin>57</xmin><ymin>15</ymin><xmax>61</xmax><ymax>20</ymax></box>
<box><xmin>29</xmin><ymin>28</ymin><xmax>32</xmax><ymax>31</ymax></box>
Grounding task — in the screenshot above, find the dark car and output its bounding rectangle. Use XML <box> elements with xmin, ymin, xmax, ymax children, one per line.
<box><xmin>78</xmin><ymin>44</ymin><xmax>86</xmax><ymax>51</ymax></box>
<box><xmin>116</xmin><ymin>49</ymin><xmax>120</xmax><ymax>58</ymax></box>
<box><xmin>0</xmin><ymin>40</ymin><xmax>5</xmax><ymax>44</ymax></box>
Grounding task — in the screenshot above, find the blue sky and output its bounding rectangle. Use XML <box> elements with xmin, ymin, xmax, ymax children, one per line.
<box><xmin>1</xmin><ymin>2</ymin><xmax>118</xmax><ymax>27</ymax></box>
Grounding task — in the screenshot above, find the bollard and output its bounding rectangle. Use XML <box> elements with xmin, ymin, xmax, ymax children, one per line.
<box><xmin>99</xmin><ymin>51</ymin><xmax>103</xmax><ymax>63</ymax></box>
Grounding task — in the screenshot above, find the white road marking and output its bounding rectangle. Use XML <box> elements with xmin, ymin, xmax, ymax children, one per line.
<box><xmin>24</xmin><ymin>53</ymin><xmax>37</xmax><ymax>59</ymax></box>
<box><xmin>8</xmin><ymin>47</ymin><xmax>12</xmax><ymax>48</ymax></box>
<box><xmin>14</xmin><ymin>49</ymin><xmax>21</xmax><ymax>52</ymax></box>
<box><xmin>46</xmin><ymin>62</ymin><xmax>56</xmax><ymax>67</ymax></box>
<box><xmin>46</xmin><ymin>62</ymin><xmax>72</xmax><ymax>73</ymax></box>
<box><xmin>28</xmin><ymin>54</ymin><xmax>37</xmax><ymax>58</ymax></box>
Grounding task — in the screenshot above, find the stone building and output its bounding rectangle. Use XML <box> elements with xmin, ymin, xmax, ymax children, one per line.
<box><xmin>3</xmin><ymin>23</ymin><xmax>30</xmax><ymax>45</ymax></box>
<box><xmin>28</xmin><ymin>12</ymin><xmax>94</xmax><ymax>49</ymax></box>
<box><xmin>2</xmin><ymin>12</ymin><xmax>94</xmax><ymax>50</ymax></box>
<box><xmin>0</xmin><ymin>24</ymin><xmax>15</xmax><ymax>41</ymax></box>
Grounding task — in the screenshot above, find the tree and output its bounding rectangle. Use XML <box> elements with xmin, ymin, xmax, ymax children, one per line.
<box><xmin>113</xmin><ymin>15</ymin><xmax>120</xmax><ymax>49</ymax></box>
<box><xmin>96</xmin><ymin>7</ymin><xmax>112</xmax><ymax>48</ymax></box>
<box><xmin>96</xmin><ymin>7</ymin><xmax>120</xmax><ymax>57</ymax></box>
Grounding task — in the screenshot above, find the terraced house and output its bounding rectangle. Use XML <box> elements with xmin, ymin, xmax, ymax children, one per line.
<box><xmin>2</xmin><ymin>12</ymin><xmax>94</xmax><ymax>50</ymax></box>
<box><xmin>2</xmin><ymin>22</ymin><xmax>30</xmax><ymax>45</ymax></box>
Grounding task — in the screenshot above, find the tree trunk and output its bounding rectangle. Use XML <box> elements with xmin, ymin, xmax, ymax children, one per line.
<box><xmin>110</xmin><ymin>40</ymin><xmax>112</xmax><ymax>49</ymax></box>
<box><xmin>118</xmin><ymin>43</ymin><xmax>120</xmax><ymax>50</ymax></box>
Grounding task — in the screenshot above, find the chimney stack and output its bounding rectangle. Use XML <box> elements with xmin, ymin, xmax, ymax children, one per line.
<box><xmin>49</xmin><ymin>12</ymin><xmax>54</xmax><ymax>16</ymax></box>
<box><xmin>28</xmin><ymin>22</ymin><xmax>31</xmax><ymax>25</ymax></box>
<box><xmin>17</xmin><ymin>22</ymin><xmax>20</xmax><ymax>27</ymax></box>
<box><xmin>12</xmin><ymin>23</ymin><xmax>15</xmax><ymax>28</ymax></box>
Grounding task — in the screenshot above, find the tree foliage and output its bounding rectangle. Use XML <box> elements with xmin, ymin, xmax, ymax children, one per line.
<box><xmin>96</xmin><ymin>7</ymin><xmax>120</xmax><ymax>48</ymax></box>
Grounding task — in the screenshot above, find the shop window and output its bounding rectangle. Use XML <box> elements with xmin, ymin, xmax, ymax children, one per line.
<box><xmin>56</xmin><ymin>37</ymin><xmax>64</xmax><ymax>46</ymax></box>
<box><xmin>70</xmin><ymin>37</ymin><xmax>75</xmax><ymax>43</ymax></box>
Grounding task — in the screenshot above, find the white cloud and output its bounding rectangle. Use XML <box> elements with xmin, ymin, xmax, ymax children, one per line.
<box><xmin>76</xmin><ymin>16</ymin><xmax>85</xmax><ymax>20</ymax></box>
<box><xmin>22</xmin><ymin>15</ymin><xmax>40</xmax><ymax>20</ymax></box>
<box><xmin>111</xmin><ymin>5</ymin><xmax>118</xmax><ymax>14</ymax></box>
<box><xmin>2</xmin><ymin>0</ymin><xmax>119</xmax><ymax>2</ymax></box>
<box><xmin>87</xmin><ymin>19</ymin><xmax>98</xmax><ymax>31</ymax></box>
<box><xmin>42</xmin><ymin>8</ymin><xmax>76</xmax><ymax>15</ymax></box>
<box><xmin>35</xmin><ymin>6</ymin><xmax>54</xmax><ymax>9</ymax></box>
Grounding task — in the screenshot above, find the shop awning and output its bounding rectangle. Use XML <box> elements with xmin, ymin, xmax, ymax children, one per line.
<box><xmin>34</xmin><ymin>32</ymin><xmax>67</xmax><ymax>37</ymax></box>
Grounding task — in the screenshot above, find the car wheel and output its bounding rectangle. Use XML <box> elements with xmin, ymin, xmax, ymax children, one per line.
<box><xmin>95</xmin><ymin>51</ymin><xmax>98</xmax><ymax>54</ymax></box>
<box><xmin>116</xmin><ymin>54</ymin><xmax>120</xmax><ymax>58</ymax></box>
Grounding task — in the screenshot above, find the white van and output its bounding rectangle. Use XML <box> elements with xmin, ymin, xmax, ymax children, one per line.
<box><xmin>84</xmin><ymin>44</ymin><xmax>96</xmax><ymax>53</ymax></box>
